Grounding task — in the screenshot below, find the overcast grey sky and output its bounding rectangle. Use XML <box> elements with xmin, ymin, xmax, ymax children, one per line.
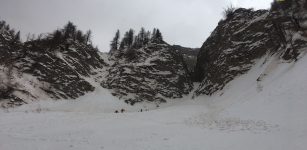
<box><xmin>0</xmin><ymin>0</ymin><xmax>272</xmax><ymax>52</ymax></box>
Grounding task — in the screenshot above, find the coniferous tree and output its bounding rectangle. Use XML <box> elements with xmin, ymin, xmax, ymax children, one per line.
<box><xmin>51</xmin><ymin>29</ymin><xmax>63</xmax><ymax>45</ymax></box>
<box><xmin>139</xmin><ymin>27</ymin><xmax>146</xmax><ymax>43</ymax></box>
<box><xmin>151</xmin><ymin>28</ymin><xmax>163</xmax><ymax>43</ymax></box>
<box><xmin>145</xmin><ymin>31</ymin><xmax>151</xmax><ymax>44</ymax></box>
<box><xmin>0</xmin><ymin>21</ymin><xmax>6</xmax><ymax>29</ymax></box>
<box><xmin>155</xmin><ymin>29</ymin><xmax>163</xmax><ymax>41</ymax></box>
<box><xmin>85</xmin><ymin>30</ymin><xmax>92</xmax><ymax>44</ymax></box>
<box><xmin>133</xmin><ymin>35</ymin><xmax>140</xmax><ymax>48</ymax></box>
<box><xmin>76</xmin><ymin>30</ymin><xmax>85</xmax><ymax>43</ymax></box>
<box><xmin>119</xmin><ymin>31</ymin><xmax>129</xmax><ymax>49</ymax></box>
<box><xmin>139</xmin><ymin>27</ymin><xmax>149</xmax><ymax>46</ymax></box>
<box><xmin>127</xmin><ymin>29</ymin><xmax>134</xmax><ymax>47</ymax></box>
<box><xmin>120</xmin><ymin>29</ymin><xmax>134</xmax><ymax>49</ymax></box>
<box><xmin>63</xmin><ymin>21</ymin><xmax>76</xmax><ymax>40</ymax></box>
<box><xmin>110</xmin><ymin>30</ymin><xmax>120</xmax><ymax>50</ymax></box>
<box><xmin>119</xmin><ymin>38</ymin><xmax>125</xmax><ymax>49</ymax></box>
<box><xmin>14</xmin><ymin>31</ymin><xmax>20</xmax><ymax>42</ymax></box>
<box><xmin>152</xmin><ymin>28</ymin><xmax>157</xmax><ymax>39</ymax></box>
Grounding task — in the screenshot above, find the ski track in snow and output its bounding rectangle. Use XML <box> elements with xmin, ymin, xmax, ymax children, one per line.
<box><xmin>1</xmin><ymin>55</ymin><xmax>307</xmax><ymax>150</ymax></box>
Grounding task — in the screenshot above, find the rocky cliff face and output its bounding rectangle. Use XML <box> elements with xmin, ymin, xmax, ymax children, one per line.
<box><xmin>19</xmin><ymin>39</ymin><xmax>108</xmax><ymax>99</ymax></box>
<box><xmin>102</xmin><ymin>41</ymin><xmax>193</xmax><ymax>105</ymax></box>
<box><xmin>194</xmin><ymin>0</ymin><xmax>307</xmax><ymax>96</ymax></box>
<box><xmin>1</xmin><ymin>22</ymin><xmax>193</xmax><ymax>107</ymax></box>
<box><xmin>0</xmin><ymin>23</ymin><xmax>25</xmax><ymax>106</ymax></box>
<box><xmin>0</xmin><ymin>23</ymin><xmax>108</xmax><ymax>107</ymax></box>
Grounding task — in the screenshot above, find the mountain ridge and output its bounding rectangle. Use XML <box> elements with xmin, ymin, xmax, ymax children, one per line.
<box><xmin>194</xmin><ymin>0</ymin><xmax>307</xmax><ymax>96</ymax></box>
<box><xmin>1</xmin><ymin>0</ymin><xmax>307</xmax><ymax>107</ymax></box>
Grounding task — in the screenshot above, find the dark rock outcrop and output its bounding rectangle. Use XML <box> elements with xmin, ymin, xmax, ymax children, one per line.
<box><xmin>194</xmin><ymin>0</ymin><xmax>307</xmax><ymax>96</ymax></box>
<box><xmin>102</xmin><ymin>41</ymin><xmax>193</xmax><ymax>105</ymax></box>
<box><xmin>0</xmin><ymin>22</ymin><xmax>26</xmax><ymax>107</ymax></box>
<box><xmin>19</xmin><ymin>39</ymin><xmax>108</xmax><ymax>99</ymax></box>
<box><xmin>0</xmin><ymin>23</ymin><xmax>108</xmax><ymax>107</ymax></box>
<box><xmin>1</xmin><ymin>22</ymin><xmax>193</xmax><ymax>107</ymax></box>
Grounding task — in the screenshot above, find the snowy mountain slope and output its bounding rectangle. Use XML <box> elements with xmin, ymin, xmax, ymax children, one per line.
<box><xmin>1</xmin><ymin>52</ymin><xmax>307</xmax><ymax>150</ymax></box>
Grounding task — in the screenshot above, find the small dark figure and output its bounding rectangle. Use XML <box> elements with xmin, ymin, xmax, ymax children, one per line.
<box><xmin>115</xmin><ymin>110</ymin><xmax>118</xmax><ymax>113</ymax></box>
<box><xmin>140</xmin><ymin>109</ymin><xmax>143</xmax><ymax>112</ymax></box>
<box><xmin>121</xmin><ymin>108</ymin><xmax>125</xmax><ymax>113</ymax></box>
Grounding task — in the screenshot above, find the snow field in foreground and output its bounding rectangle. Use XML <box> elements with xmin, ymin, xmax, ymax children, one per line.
<box><xmin>1</xmin><ymin>55</ymin><xmax>307</xmax><ymax>150</ymax></box>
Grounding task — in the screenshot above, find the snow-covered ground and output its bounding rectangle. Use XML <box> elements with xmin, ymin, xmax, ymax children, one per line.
<box><xmin>1</xmin><ymin>54</ymin><xmax>307</xmax><ymax>150</ymax></box>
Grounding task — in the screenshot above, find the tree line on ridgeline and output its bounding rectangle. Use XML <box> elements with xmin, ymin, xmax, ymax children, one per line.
<box><xmin>1</xmin><ymin>20</ymin><xmax>94</xmax><ymax>47</ymax></box>
<box><xmin>27</xmin><ymin>21</ymin><xmax>95</xmax><ymax>50</ymax></box>
<box><xmin>2</xmin><ymin>19</ymin><xmax>166</xmax><ymax>57</ymax></box>
<box><xmin>110</xmin><ymin>27</ymin><xmax>164</xmax><ymax>51</ymax></box>
<box><xmin>48</xmin><ymin>21</ymin><xmax>92</xmax><ymax>46</ymax></box>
